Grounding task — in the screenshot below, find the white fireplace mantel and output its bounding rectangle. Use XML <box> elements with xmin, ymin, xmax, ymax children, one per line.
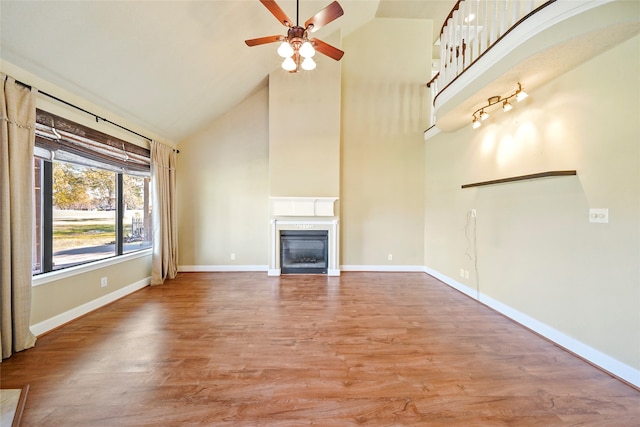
<box><xmin>270</xmin><ymin>197</ymin><xmax>338</xmax><ymax>217</ymax></box>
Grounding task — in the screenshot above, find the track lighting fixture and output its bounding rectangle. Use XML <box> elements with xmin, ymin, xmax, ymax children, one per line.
<box><xmin>471</xmin><ymin>83</ymin><xmax>529</xmax><ymax>129</ymax></box>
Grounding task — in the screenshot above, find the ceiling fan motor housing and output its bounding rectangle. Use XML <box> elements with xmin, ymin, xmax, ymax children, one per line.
<box><xmin>287</xmin><ymin>26</ymin><xmax>307</xmax><ymax>47</ymax></box>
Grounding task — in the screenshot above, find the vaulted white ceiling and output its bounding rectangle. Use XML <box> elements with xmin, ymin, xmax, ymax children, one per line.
<box><xmin>1</xmin><ymin>0</ymin><xmax>452</xmax><ymax>142</ymax></box>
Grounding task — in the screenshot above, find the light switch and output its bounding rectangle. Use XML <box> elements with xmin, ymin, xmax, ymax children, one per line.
<box><xmin>589</xmin><ymin>208</ymin><xmax>608</xmax><ymax>223</ymax></box>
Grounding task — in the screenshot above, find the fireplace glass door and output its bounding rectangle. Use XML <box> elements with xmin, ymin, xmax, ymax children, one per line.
<box><xmin>280</xmin><ymin>230</ymin><xmax>328</xmax><ymax>274</ymax></box>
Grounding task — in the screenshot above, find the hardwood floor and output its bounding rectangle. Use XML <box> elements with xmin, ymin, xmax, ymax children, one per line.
<box><xmin>2</xmin><ymin>272</ymin><xmax>639</xmax><ymax>426</ymax></box>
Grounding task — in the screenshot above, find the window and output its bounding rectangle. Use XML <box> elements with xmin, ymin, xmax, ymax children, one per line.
<box><xmin>32</xmin><ymin>110</ymin><xmax>152</xmax><ymax>275</ymax></box>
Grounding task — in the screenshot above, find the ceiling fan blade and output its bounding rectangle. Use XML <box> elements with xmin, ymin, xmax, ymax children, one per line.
<box><xmin>259</xmin><ymin>0</ymin><xmax>292</xmax><ymax>27</ymax></box>
<box><xmin>245</xmin><ymin>35</ymin><xmax>283</xmax><ymax>47</ymax></box>
<box><xmin>311</xmin><ymin>38</ymin><xmax>344</xmax><ymax>61</ymax></box>
<box><xmin>304</xmin><ymin>1</ymin><xmax>344</xmax><ymax>32</ymax></box>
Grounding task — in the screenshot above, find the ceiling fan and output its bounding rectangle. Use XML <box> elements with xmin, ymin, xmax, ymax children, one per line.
<box><xmin>245</xmin><ymin>0</ymin><xmax>345</xmax><ymax>72</ymax></box>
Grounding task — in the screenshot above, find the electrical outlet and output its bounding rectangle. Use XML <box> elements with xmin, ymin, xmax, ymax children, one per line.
<box><xmin>460</xmin><ymin>268</ymin><xmax>465</xmax><ymax>278</ymax></box>
<box><xmin>388</xmin><ymin>253</ymin><xmax>393</xmax><ymax>261</ymax></box>
<box><xmin>100</xmin><ymin>277</ymin><xmax>108</xmax><ymax>288</ymax></box>
<box><xmin>464</xmin><ymin>270</ymin><xmax>470</xmax><ymax>279</ymax></box>
<box><xmin>589</xmin><ymin>208</ymin><xmax>608</xmax><ymax>223</ymax></box>
<box><xmin>230</xmin><ymin>253</ymin><xmax>236</xmax><ymax>260</ymax></box>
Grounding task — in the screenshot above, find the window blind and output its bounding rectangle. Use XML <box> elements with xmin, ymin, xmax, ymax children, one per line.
<box><xmin>35</xmin><ymin>109</ymin><xmax>151</xmax><ymax>176</ymax></box>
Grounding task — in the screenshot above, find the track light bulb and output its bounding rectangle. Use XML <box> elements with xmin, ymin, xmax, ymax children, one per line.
<box><xmin>516</xmin><ymin>90</ymin><xmax>528</xmax><ymax>101</ymax></box>
<box><xmin>282</xmin><ymin>57</ymin><xmax>296</xmax><ymax>71</ymax></box>
<box><xmin>277</xmin><ymin>41</ymin><xmax>294</xmax><ymax>58</ymax></box>
<box><xmin>301</xmin><ymin>57</ymin><xmax>316</xmax><ymax>71</ymax></box>
<box><xmin>516</xmin><ymin>83</ymin><xmax>528</xmax><ymax>101</ymax></box>
<box><xmin>299</xmin><ymin>41</ymin><xmax>315</xmax><ymax>58</ymax></box>
<box><xmin>480</xmin><ymin>110</ymin><xmax>489</xmax><ymax>121</ymax></box>
<box><xmin>472</xmin><ymin>116</ymin><xmax>481</xmax><ymax>129</ymax></box>
<box><xmin>502</xmin><ymin>100</ymin><xmax>513</xmax><ymax>112</ymax></box>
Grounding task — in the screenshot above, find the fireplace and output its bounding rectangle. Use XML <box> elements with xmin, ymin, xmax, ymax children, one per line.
<box><xmin>269</xmin><ymin>218</ymin><xmax>340</xmax><ymax>276</ymax></box>
<box><xmin>280</xmin><ymin>230</ymin><xmax>328</xmax><ymax>274</ymax></box>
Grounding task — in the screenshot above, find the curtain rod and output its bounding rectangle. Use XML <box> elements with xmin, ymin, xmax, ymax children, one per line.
<box><xmin>15</xmin><ymin>79</ymin><xmax>179</xmax><ymax>153</ymax></box>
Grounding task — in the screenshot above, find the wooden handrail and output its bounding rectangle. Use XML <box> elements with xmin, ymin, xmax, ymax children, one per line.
<box><xmin>440</xmin><ymin>0</ymin><xmax>464</xmax><ymax>38</ymax></box>
<box><xmin>426</xmin><ymin>72</ymin><xmax>440</xmax><ymax>88</ymax></box>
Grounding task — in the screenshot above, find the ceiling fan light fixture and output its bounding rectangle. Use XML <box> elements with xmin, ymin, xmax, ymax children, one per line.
<box><xmin>277</xmin><ymin>41</ymin><xmax>294</xmax><ymax>58</ymax></box>
<box><xmin>301</xmin><ymin>56</ymin><xmax>316</xmax><ymax>70</ymax></box>
<box><xmin>246</xmin><ymin>0</ymin><xmax>345</xmax><ymax>71</ymax></box>
<box><xmin>282</xmin><ymin>57</ymin><xmax>297</xmax><ymax>71</ymax></box>
<box><xmin>299</xmin><ymin>41</ymin><xmax>315</xmax><ymax>58</ymax></box>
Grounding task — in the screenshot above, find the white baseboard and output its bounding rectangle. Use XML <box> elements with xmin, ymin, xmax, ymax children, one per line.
<box><xmin>342</xmin><ymin>265</ymin><xmax>426</xmax><ymax>272</ymax></box>
<box><xmin>181</xmin><ymin>264</ymin><xmax>423</xmax><ymax>274</ymax></box>
<box><xmin>423</xmin><ymin>266</ymin><xmax>640</xmax><ymax>389</ymax></box>
<box><xmin>178</xmin><ymin>265</ymin><xmax>269</xmax><ymax>272</ymax></box>
<box><xmin>30</xmin><ymin>277</ymin><xmax>150</xmax><ymax>336</ymax></box>
<box><xmin>268</xmin><ymin>268</ymin><xmax>281</xmax><ymax>276</ymax></box>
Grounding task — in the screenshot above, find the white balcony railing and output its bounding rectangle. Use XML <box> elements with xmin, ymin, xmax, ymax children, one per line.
<box><xmin>427</xmin><ymin>0</ymin><xmax>551</xmax><ymax>128</ymax></box>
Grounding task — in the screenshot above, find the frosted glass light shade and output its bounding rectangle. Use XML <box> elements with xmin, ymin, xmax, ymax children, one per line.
<box><xmin>282</xmin><ymin>57</ymin><xmax>297</xmax><ymax>71</ymax></box>
<box><xmin>299</xmin><ymin>41</ymin><xmax>315</xmax><ymax>58</ymax></box>
<box><xmin>277</xmin><ymin>41</ymin><xmax>294</xmax><ymax>58</ymax></box>
<box><xmin>301</xmin><ymin>57</ymin><xmax>316</xmax><ymax>70</ymax></box>
<box><xmin>516</xmin><ymin>90</ymin><xmax>528</xmax><ymax>101</ymax></box>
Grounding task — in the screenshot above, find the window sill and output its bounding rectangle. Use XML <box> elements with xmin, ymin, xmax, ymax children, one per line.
<box><xmin>32</xmin><ymin>249</ymin><xmax>152</xmax><ymax>287</ymax></box>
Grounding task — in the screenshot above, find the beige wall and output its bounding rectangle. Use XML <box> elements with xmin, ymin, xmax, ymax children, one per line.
<box><xmin>177</xmin><ymin>21</ymin><xmax>433</xmax><ymax>269</ymax></box>
<box><xmin>177</xmin><ymin>87</ymin><xmax>270</xmax><ymax>267</ymax></box>
<box><xmin>32</xmin><ymin>256</ymin><xmax>151</xmax><ymax>325</ymax></box>
<box><xmin>268</xmin><ymin>33</ymin><xmax>342</xmax><ymax>198</ymax></box>
<box><xmin>424</xmin><ymin>35</ymin><xmax>640</xmax><ymax>369</ymax></box>
<box><xmin>341</xmin><ymin>18</ymin><xmax>431</xmax><ymax>266</ymax></box>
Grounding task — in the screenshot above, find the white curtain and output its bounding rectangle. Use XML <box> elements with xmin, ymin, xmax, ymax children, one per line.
<box><xmin>150</xmin><ymin>140</ymin><xmax>178</xmax><ymax>285</ymax></box>
<box><xmin>0</xmin><ymin>74</ymin><xmax>37</xmax><ymax>359</ymax></box>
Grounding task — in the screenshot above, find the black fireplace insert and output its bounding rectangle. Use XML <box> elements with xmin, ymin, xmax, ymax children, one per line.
<box><xmin>280</xmin><ymin>230</ymin><xmax>328</xmax><ymax>274</ymax></box>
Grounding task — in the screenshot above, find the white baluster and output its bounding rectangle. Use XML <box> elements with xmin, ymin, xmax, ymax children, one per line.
<box><xmin>472</xmin><ymin>0</ymin><xmax>480</xmax><ymax>63</ymax></box>
<box><xmin>463</xmin><ymin>0</ymin><xmax>471</xmax><ymax>70</ymax></box>
<box><xmin>456</xmin><ymin>6</ymin><xmax>464</xmax><ymax>75</ymax></box>
<box><xmin>512</xmin><ymin>0</ymin><xmax>521</xmax><ymax>24</ymax></box>
<box><xmin>430</xmin><ymin>80</ymin><xmax>437</xmax><ymax>127</ymax></box>
<box><xmin>490</xmin><ymin>0</ymin><xmax>498</xmax><ymax>46</ymax></box>
<box><xmin>447</xmin><ymin>16</ymin><xmax>455</xmax><ymax>84</ymax></box>
<box><xmin>525</xmin><ymin>0</ymin><xmax>535</xmax><ymax>14</ymax></box>
<box><xmin>439</xmin><ymin>26</ymin><xmax>446</xmax><ymax>87</ymax></box>
<box><xmin>481</xmin><ymin>0</ymin><xmax>489</xmax><ymax>52</ymax></box>
<box><xmin>441</xmin><ymin>27</ymin><xmax>448</xmax><ymax>85</ymax></box>
<box><xmin>499</xmin><ymin>0</ymin><xmax>507</xmax><ymax>37</ymax></box>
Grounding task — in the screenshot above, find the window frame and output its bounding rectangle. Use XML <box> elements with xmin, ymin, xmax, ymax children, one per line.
<box><xmin>33</xmin><ymin>110</ymin><xmax>152</xmax><ymax>278</ymax></box>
